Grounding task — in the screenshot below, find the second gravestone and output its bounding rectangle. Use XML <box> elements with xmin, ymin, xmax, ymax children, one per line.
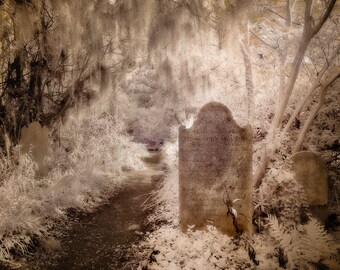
<box><xmin>179</xmin><ymin>102</ymin><xmax>253</xmax><ymax>236</ymax></box>
<box><xmin>290</xmin><ymin>151</ymin><xmax>329</xmax><ymax>224</ymax></box>
<box><xmin>290</xmin><ymin>151</ymin><xmax>328</xmax><ymax>206</ymax></box>
<box><xmin>20</xmin><ymin>122</ymin><xmax>49</xmax><ymax>177</ymax></box>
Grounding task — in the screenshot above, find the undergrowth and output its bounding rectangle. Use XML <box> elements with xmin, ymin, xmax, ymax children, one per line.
<box><xmin>268</xmin><ymin>215</ymin><xmax>339</xmax><ymax>269</ymax></box>
<box><xmin>140</xmin><ymin>123</ymin><xmax>340</xmax><ymax>270</ymax></box>
<box><xmin>0</xmin><ymin>90</ymin><xmax>148</xmax><ymax>266</ymax></box>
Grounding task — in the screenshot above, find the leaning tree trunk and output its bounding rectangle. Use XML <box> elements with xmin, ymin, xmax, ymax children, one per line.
<box><xmin>254</xmin><ymin>0</ymin><xmax>336</xmax><ymax>189</ymax></box>
<box><xmin>284</xmin><ymin>44</ymin><xmax>340</xmax><ymax>133</ymax></box>
<box><xmin>293</xmin><ymin>71</ymin><xmax>340</xmax><ymax>153</ymax></box>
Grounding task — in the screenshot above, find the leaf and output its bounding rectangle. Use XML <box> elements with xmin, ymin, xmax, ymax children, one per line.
<box><xmin>233</xmin><ymin>198</ymin><xmax>242</xmax><ymax>204</ymax></box>
<box><xmin>231</xmin><ymin>207</ymin><xmax>238</xmax><ymax>219</ymax></box>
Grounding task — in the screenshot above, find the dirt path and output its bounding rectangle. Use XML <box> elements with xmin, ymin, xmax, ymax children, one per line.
<box><xmin>29</xmin><ymin>151</ymin><xmax>163</xmax><ymax>270</ymax></box>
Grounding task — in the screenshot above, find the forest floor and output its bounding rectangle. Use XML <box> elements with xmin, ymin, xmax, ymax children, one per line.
<box><xmin>17</xmin><ymin>151</ymin><xmax>163</xmax><ymax>270</ymax></box>
<box><xmin>1</xmin><ymin>149</ymin><xmax>339</xmax><ymax>270</ymax></box>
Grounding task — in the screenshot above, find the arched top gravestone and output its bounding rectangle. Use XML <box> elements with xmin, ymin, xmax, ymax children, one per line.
<box><xmin>290</xmin><ymin>151</ymin><xmax>328</xmax><ymax>206</ymax></box>
<box><xmin>179</xmin><ymin>102</ymin><xmax>253</xmax><ymax>236</ymax></box>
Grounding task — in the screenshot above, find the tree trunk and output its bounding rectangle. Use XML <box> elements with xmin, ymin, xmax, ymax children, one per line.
<box><xmin>254</xmin><ymin>0</ymin><xmax>336</xmax><ymax>188</ymax></box>
<box><xmin>284</xmin><ymin>44</ymin><xmax>340</xmax><ymax>132</ymax></box>
<box><xmin>241</xmin><ymin>42</ymin><xmax>255</xmax><ymax>124</ymax></box>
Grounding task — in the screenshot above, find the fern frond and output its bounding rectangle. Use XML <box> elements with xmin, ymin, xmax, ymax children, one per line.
<box><xmin>268</xmin><ymin>214</ymin><xmax>340</xmax><ymax>269</ymax></box>
<box><xmin>304</xmin><ymin>217</ymin><xmax>338</xmax><ymax>260</ymax></box>
<box><xmin>268</xmin><ymin>215</ymin><xmax>284</xmax><ymax>241</ymax></box>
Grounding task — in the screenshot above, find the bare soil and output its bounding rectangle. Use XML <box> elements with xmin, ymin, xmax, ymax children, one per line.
<box><xmin>20</xmin><ymin>151</ymin><xmax>163</xmax><ymax>270</ymax></box>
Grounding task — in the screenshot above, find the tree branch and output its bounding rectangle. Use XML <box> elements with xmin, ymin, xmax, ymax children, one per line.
<box><xmin>250</xmin><ymin>30</ymin><xmax>278</xmax><ymax>50</ymax></box>
<box><xmin>254</xmin><ymin>0</ymin><xmax>337</xmax><ymax>188</ymax></box>
<box><xmin>284</xmin><ymin>43</ymin><xmax>340</xmax><ymax>132</ymax></box>
<box><xmin>285</xmin><ymin>0</ymin><xmax>291</xmax><ymax>27</ymax></box>
<box><xmin>293</xmin><ymin>70</ymin><xmax>340</xmax><ymax>153</ymax></box>
<box><xmin>312</xmin><ymin>0</ymin><xmax>336</xmax><ymax>37</ymax></box>
<box><xmin>271</xmin><ymin>0</ymin><xmax>334</xmax><ymax>129</ymax></box>
<box><xmin>265</xmin><ymin>6</ymin><xmax>301</xmax><ymax>26</ymax></box>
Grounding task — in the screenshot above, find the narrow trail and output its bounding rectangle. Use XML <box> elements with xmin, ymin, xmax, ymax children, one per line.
<box><xmin>31</xmin><ymin>151</ymin><xmax>163</xmax><ymax>270</ymax></box>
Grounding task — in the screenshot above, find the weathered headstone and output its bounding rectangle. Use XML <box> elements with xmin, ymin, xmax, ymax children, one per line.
<box><xmin>179</xmin><ymin>102</ymin><xmax>253</xmax><ymax>236</ymax></box>
<box><xmin>290</xmin><ymin>151</ymin><xmax>329</xmax><ymax>224</ymax></box>
<box><xmin>19</xmin><ymin>122</ymin><xmax>49</xmax><ymax>177</ymax></box>
<box><xmin>291</xmin><ymin>151</ymin><xmax>328</xmax><ymax>206</ymax></box>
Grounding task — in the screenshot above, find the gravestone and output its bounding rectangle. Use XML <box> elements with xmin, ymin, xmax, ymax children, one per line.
<box><xmin>291</xmin><ymin>151</ymin><xmax>328</xmax><ymax>206</ymax></box>
<box><xmin>20</xmin><ymin>122</ymin><xmax>49</xmax><ymax>177</ymax></box>
<box><xmin>179</xmin><ymin>102</ymin><xmax>253</xmax><ymax>236</ymax></box>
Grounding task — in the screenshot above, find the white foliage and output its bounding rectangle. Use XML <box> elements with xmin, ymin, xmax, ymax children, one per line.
<box><xmin>0</xmin><ymin>88</ymin><xmax>148</xmax><ymax>264</ymax></box>
<box><xmin>140</xmin><ymin>225</ymin><xmax>254</xmax><ymax>270</ymax></box>
<box><xmin>268</xmin><ymin>215</ymin><xmax>339</xmax><ymax>269</ymax></box>
<box><xmin>0</xmin><ymin>154</ymin><xmax>47</xmax><ymax>264</ymax></box>
<box><xmin>254</xmin><ymin>166</ymin><xmax>307</xmax><ymax>226</ymax></box>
